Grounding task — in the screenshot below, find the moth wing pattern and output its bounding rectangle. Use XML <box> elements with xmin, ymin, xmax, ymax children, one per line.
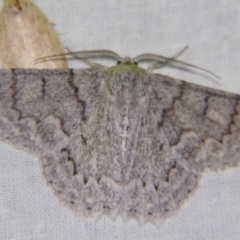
<box><xmin>0</xmin><ymin>68</ymin><xmax>239</xmax><ymax>222</ymax></box>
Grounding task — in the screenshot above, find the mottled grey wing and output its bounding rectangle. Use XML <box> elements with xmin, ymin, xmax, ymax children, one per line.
<box><xmin>0</xmin><ymin>69</ymin><xmax>239</xmax><ymax>223</ymax></box>
<box><xmin>151</xmin><ymin>74</ymin><xmax>240</xmax><ymax>170</ymax></box>
<box><xmin>0</xmin><ymin>69</ymin><xmax>86</xmax><ymax>154</ymax></box>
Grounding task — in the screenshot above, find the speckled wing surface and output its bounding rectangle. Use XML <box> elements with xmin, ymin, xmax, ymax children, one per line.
<box><xmin>0</xmin><ymin>62</ymin><xmax>239</xmax><ymax>222</ymax></box>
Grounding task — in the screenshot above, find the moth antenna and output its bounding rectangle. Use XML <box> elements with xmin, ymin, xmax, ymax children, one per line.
<box><xmin>35</xmin><ymin>47</ymin><xmax>220</xmax><ymax>80</ymax></box>
<box><xmin>133</xmin><ymin>50</ymin><xmax>221</xmax><ymax>79</ymax></box>
<box><xmin>35</xmin><ymin>49</ymin><xmax>123</xmax><ymax>65</ymax></box>
<box><xmin>148</xmin><ymin>46</ymin><xmax>189</xmax><ymax>70</ymax></box>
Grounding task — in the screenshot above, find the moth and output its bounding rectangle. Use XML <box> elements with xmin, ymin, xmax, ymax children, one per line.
<box><xmin>0</xmin><ymin>0</ymin><xmax>67</xmax><ymax>69</ymax></box>
<box><xmin>0</xmin><ymin>50</ymin><xmax>239</xmax><ymax>223</ymax></box>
